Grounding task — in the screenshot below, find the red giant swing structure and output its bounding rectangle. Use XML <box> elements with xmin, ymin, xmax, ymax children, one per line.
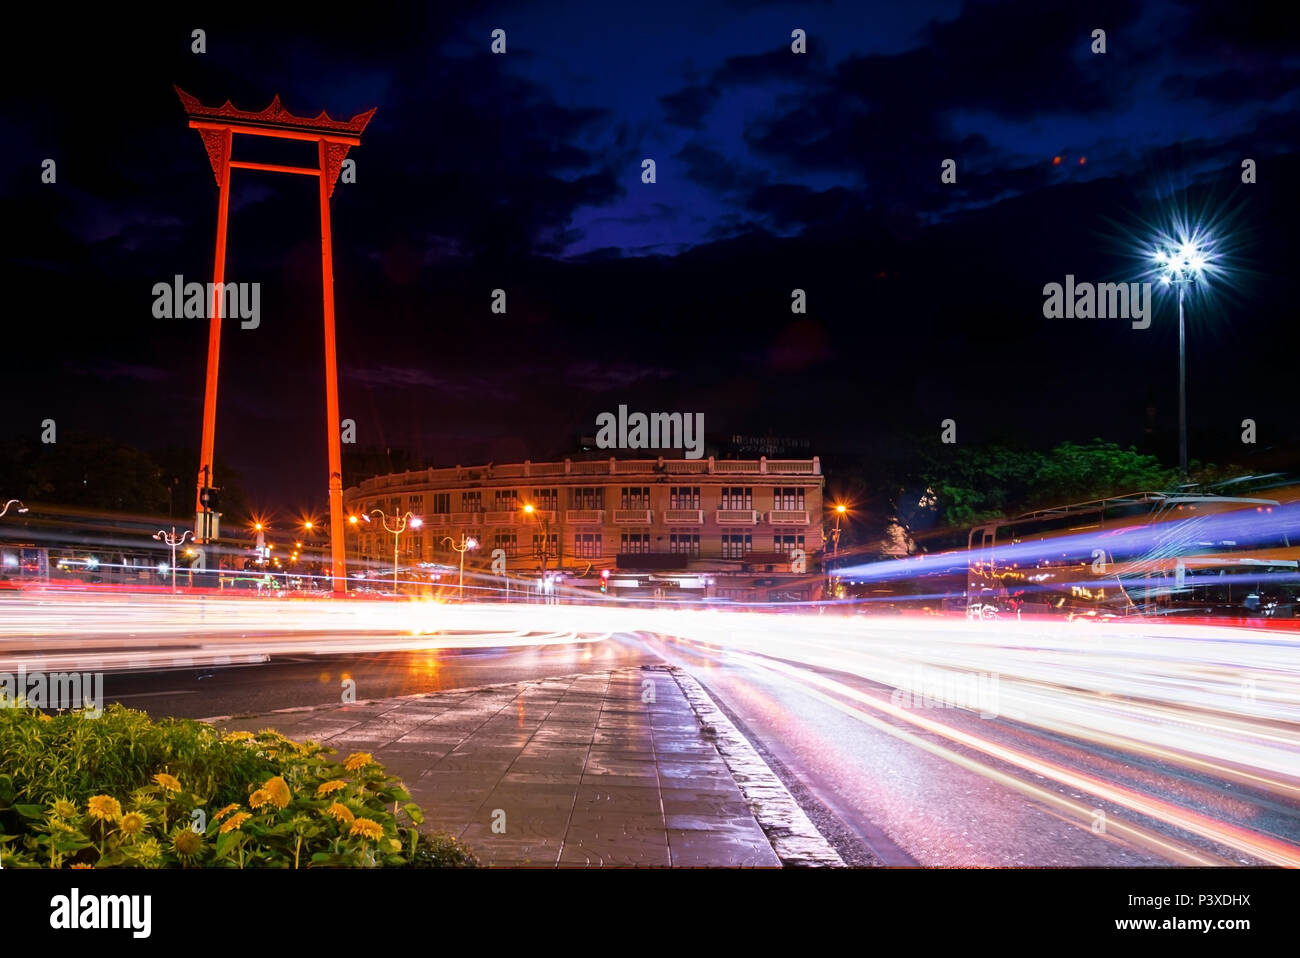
<box><xmin>175</xmin><ymin>87</ymin><xmax>375</xmax><ymax>592</ymax></box>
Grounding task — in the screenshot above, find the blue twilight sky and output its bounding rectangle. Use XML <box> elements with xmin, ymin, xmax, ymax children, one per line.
<box><xmin>2</xmin><ymin>0</ymin><xmax>1297</xmax><ymax>510</ymax></box>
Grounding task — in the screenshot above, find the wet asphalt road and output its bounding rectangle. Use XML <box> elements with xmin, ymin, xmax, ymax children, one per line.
<box><xmin>97</xmin><ymin>631</ymin><xmax>1300</xmax><ymax>867</ymax></box>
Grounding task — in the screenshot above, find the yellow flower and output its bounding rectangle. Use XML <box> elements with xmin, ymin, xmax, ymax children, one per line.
<box><xmin>264</xmin><ymin>776</ymin><xmax>291</xmax><ymax>810</ymax></box>
<box><xmin>172</xmin><ymin>829</ymin><xmax>203</xmax><ymax>858</ymax></box>
<box><xmin>135</xmin><ymin>838</ymin><xmax>162</xmax><ymax>864</ymax></box>
<box><xmin>218</xmin><ymin>812</ymin><xmax>251</xmax><ymax>834</ymax></box>
<box><xmin>37</xmin><ymin>712</ymin><xmax>52</xmax><ymax>721</ymax></box>
<box><xmin>344</xmin><ymin>752</ymin><xmax>373</xmax><ymax>772</ymax></box>
<box><xmin>223</xmin><ymin>731</ymin><xmax>254</xmax><ymax>742</ymax></box>
<box><xmin>349</xmin><ymin>818</ymin><xmax>384</xmax><ymax>841</ymax></box>
<box><xmin>87</xmin><ymin>795</ymin><xmax>122</xmax><ymax>823</ymax></box>
<box><xmin>68</xmin><ymin>863</ymin><xmax>93</xmax><ymax>869</ymax></box>
<box><xmin>212</xmin><ymin>804</ymin><xmax>240</xmax><ymax>822</ymax></box>
<box><xmin>153</xmin><ymin>772</ymin><xmax>182</xmax><ymax>793</ymax></box>
<box><xmin>52</xmin><ymin>799</ymin><xmax>78</xmax><ymax>819</ymax></box>
<box><xmin>248</xmin><ymin>789</ymin><xmax>272</xmax><ymax>810</ymax></box>
<box><xmin>119</xmin><ymin>811</ymin><xmax>148</xmax><ymax>838</ymax></box>
<box><xmin>326</xmin><ymin>802</ymin><xmax>354</xmax><ymax>824</ymax></box>
<box><xmin>315</xmin><ymin>779</ymin><xmax>347</xmax><ymax>797</ymax></box>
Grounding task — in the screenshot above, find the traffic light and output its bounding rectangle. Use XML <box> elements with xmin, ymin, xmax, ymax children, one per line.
<box><xmin>199</xmin><ymin>486</ymin><xmax>221</xmax><ymax>511</ymax></box>
<box><xmin>600</xmin><ymin>568</ymin><xmax>609</xmax><ymax>593</ymax></box>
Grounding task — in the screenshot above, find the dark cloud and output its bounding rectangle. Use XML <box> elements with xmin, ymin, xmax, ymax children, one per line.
<box><xmin>660</xmin><ymin>85</ymin><xmax>720</xmax><ymax>129</ymax></box>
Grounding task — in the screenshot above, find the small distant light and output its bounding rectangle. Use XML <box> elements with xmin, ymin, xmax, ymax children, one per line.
<box><xmin>1078</xmin><ymin>156</ymin><xmax>1086</xmax><ymax>165</ymax></box>
<box><xmin>158</xmin><ymin>563</ymin><xmax>169</xmax><ymax>575</ymax></box>
<box><xmin>1052</xmin><ymin>156</ymin><xmax>1061</xmax><ymax>165</ymax></box>
<box><xmin>410</xmin><ymin>517</ymin><xmax>423</xmax><ymax>529</ymax></box>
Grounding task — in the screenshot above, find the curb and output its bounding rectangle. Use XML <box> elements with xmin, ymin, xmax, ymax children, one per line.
<box><xmin>662</xmin><ymin>665</ymin><xmax>844</xmax><ymax>867</ymax></box>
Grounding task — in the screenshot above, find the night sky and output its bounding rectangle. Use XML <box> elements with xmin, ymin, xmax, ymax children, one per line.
<box><xmin>3</xmin><ymin>1</ymin><xmax>1297</xmax><ymax>513</ymax></box>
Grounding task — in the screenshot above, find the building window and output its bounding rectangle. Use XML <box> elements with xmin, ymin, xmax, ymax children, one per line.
<box><xmin>570</xmin><ymin>487</ymin><xmax>604</xmax><ymax>510</ymax></box>
<box><xmin>721</xmin><ymin>487</ymin><xmax>753</xmax><ymax>510</ymax></box>
<box><xmin>407</xmin><ymin>495</ymin><xmax>422</xmax><ymax>515</ymax></box>
<box><xmin>461</xmin><ymin>491</ymin><xmax>482</xmax><ymax>512</ymax></box>
<box><xmin>620</xmin><ymin>487</ymin><xmax>650</xmax><ymax>509</ymax></box>
<box><xmin>430</xmin><ymin>493</ymin><xmax>450</xmax><ymax>514</ymax></box>
<box><xmin>669</xmin><ymin>487</ymin><xmax>700</xmax><ymax>509</ymax></box>
<box><xmin>531</xmin><ymin>533</ymin><xmax>557</xmax><ymax>558</ymax></box>
<box><xmin>722</xmin><ymin>534</ymin><xmax>753</xmax><ymax>559</ymax></box>
<box><xmin>574</xmin><ymin>533</ymin><xmax>602</xmax><ymax>558</ymax></box>
<box><xmin>620</xmin><ymin>533</ymin><xmax>649</xmax><ymax>554</ymax></box>
<box><xmin>774</xmin><ymin>488</ymin><xmax>805</xmax><ymax>510</ymax></box>
<box><xmin>494</xmin><ymin>490</ymin><xmax>518</xmax><ymax>511</ymax></box>
<box><xmin>494</xmin><ymin>533</ymin><xmax>517</xmax><ymax>557</ymax></box>
<box><xmin>774</xmin><ymin>534</ymin><xmax>805</xmax><ymax>555</ymax></box>
<box><xmin>531</xmin><ymin>488</ymin><xmax>558</xmax><ymax>510</ymax></box>
<box><xmin>669</xmin><ymin>532</ymin><xmax>700</xmax><ymax>557</ymax></box>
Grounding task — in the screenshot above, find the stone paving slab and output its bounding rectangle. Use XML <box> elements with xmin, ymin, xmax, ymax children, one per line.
<box><xmin>206</xmin><ymin>665</ymin><xmax>840</xmax><ymax>867</ymax></box>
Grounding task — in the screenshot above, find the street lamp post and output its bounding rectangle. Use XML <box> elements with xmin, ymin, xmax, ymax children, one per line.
<box><xmin>827</xmin><ymin>503</ymin><xmax>847</xmax><ymax>600</ymax></box>
<box><xmin>347</xmin><ymin>514</ymin><xmax>361</xmax><ymax>567</ymax></box>
<box><xmin>366</xmin><ymin>510</ymin><xmax>422</xmax><ymax>594</ymax></box>
<box><xmin>153</xmin><ymin>526</ymin><xmax>195</xmax><ymax>593</ymax></box>
<box><xmin>442</xmin><ymin>533</ymin><xmax>478</xmax><ymax>601</ymax></box>
<box><xmin>1</xmin><ymin>499</ymin><xmax>28</xmax><ymax>519</ymax></box>
<box><xmin>1153</xmin><ymin>239</ymin><xmax>1207</xmax><ymax>477</ymax></box>
<box><xmin>522</xmin><ymin>503</ymin><xmax>556</xmax><ymax>603</ymax></box>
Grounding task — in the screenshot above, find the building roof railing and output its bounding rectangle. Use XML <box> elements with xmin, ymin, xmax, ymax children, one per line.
<box><xmin>347</xmin><ymin>457</ymin><xmax>821</xmax><ymax>496</ymax></box>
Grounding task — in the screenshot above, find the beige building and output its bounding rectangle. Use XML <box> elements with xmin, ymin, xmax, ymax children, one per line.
<box><xmin>343</xmin><ymin>456</ymin><xmax>825</xmax><ymax>580</ymax></box>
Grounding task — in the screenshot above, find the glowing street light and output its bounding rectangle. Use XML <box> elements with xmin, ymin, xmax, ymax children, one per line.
<box><xmin>1153</xmin><ymin>231</ymin><xmax>1212</xmax><ymax>476</ymax></box>
<box><xmin>369</xmin><ymin>509</ymin><xmax>421</xmax><ymax>594</ymax></box>
<box><xmin>0</xmin><ymin>499</ymin><xmax>28</xmax><ymax>519</ymax></box>
<box><xmin>153</xmin><ymin>526</ymin><xmax>195</xmax><ymax>593</ymax></box>
<box><xmin>826</xmin><ymin>503</ymin><xmax>850</xmax><ymax>598</ymax></box>
<box><xmin>442</xmin><ymin>533</ymin><xmax>479</xmax><ymax>601</ymax></box>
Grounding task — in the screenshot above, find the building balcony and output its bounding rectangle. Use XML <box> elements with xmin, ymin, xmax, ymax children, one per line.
<box><xmin>450</xmin><ymin>512</ymin><xmax>484</xmax><ymax>525</ymax></box>
<box><xmin>716</xmin><ymin>509</ymin><xmax>759</xmax><ymax>525</ymax></box>
<box><xmin>484</xmin><ymin>511</ymin><xmax>517</xmax><ymax>526</ymax></box>
<box><xmin>612</xmin><ymin>509</ymin><xmax>652</xmax><ymax>525</ymax></box>
<box><xmin>768</xmin><ymin>510</ymin><xmax>810</xmax><ymax>525</ymax></box>
<box><xmin>521</xmin><ymin>509</ymin><xmax>557</xmax><ymax>524</ymax></box>
<box><xmin>420</xmin><ymin>514</ymin><xmax>450</xmax><ymax>527</ymax></box>
<box><xmin>566</xmin><ymin>509</ymin><xmax>604</xmax><ymax>524</ymax></box>
<box><xmin>663</xmin><ymin>508</ymin><xmax>704</xmax><ymax>525</ymax></box>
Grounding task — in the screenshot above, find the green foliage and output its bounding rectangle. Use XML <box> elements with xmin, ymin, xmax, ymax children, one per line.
<box><xmin>0</xmin><ymin>705</ymin><xmax>478</xmax><ymax>869</ymax></box>
<box><xmin>919</xmin><ymin>439</ymin><xmax>1185</xmax><ymax>528</ymax></box>
<box><xmin>0</xmin><ymin>436</ymin><xmax>251</xmax><ymax>519</ymax></box>
<box><xmin>0</xmin><ymin>703</ymin><xmax>278</xmax><ymax>809</ymax></box>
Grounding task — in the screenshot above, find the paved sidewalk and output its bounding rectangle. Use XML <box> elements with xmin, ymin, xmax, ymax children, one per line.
<box><xmin>209</xmin><ymin>665</ymin><xmax>836</xmax><ymax>866</ymax></box>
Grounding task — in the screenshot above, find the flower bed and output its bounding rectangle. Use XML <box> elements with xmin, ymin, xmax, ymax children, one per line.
<box><xmin>0</xmin><ymin>703</ymin><xmax>477</xmax><ymax>867</ymax></box>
